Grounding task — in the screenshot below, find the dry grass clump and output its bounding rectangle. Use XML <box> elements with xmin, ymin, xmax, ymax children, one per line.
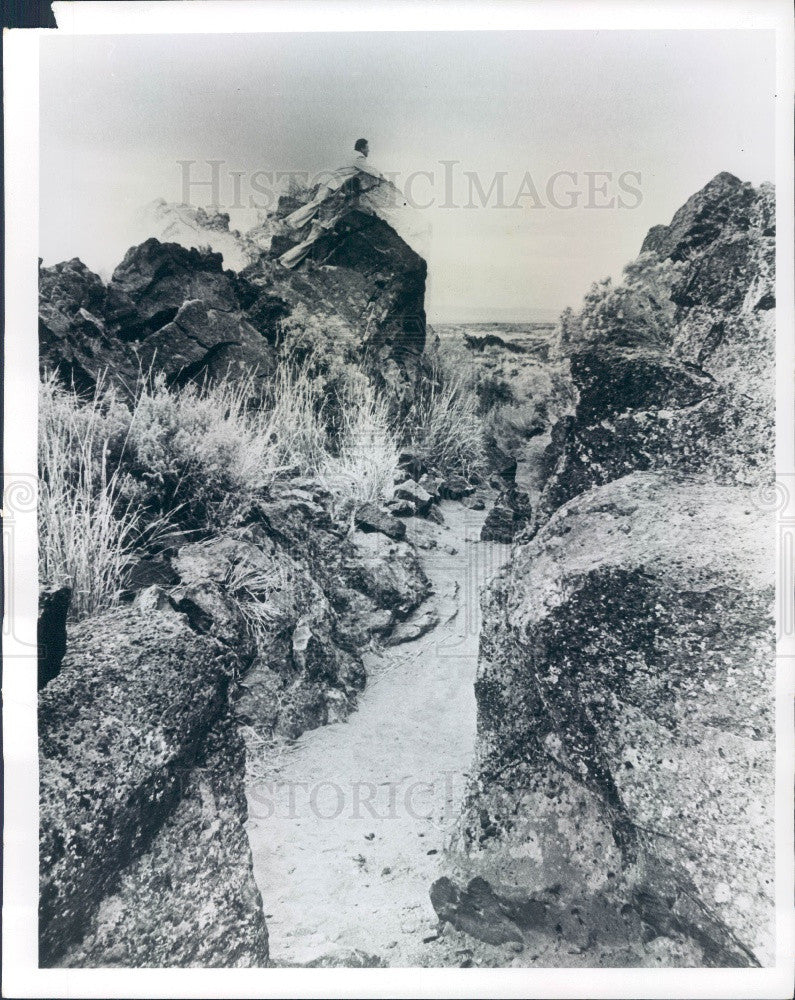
<box><xmin>39</xmin><ymin>373</ymin><xmax>145</xmax><ymax>619</ymax></box>
<box><xmin>39</xmin><ymin>356</ymin><xmax>405</xmax><ymax>618</ymax></box>
<box><xmin>320</xmin><ymin>373</ymin><xmax>399</xmax><ymax>507</ymax></box>
<box><xmin>404</xmin><ymin>357</ymin><xmax>486</xmax><ymax>478</ymax></box>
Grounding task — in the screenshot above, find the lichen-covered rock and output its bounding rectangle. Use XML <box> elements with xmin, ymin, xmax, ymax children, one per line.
<box><xmin>466</xmin><ymin>472</ymin><xmax>773</xmax><ymax>966</ymax></box>
<box><xmin>38</xmin><ymin>604</ymin><xmax>266</xmax><ymax>966</ymax></box>
<box><xmin>465</xmin><ymin>174</ymin><xmax>775</xmax><ymax>969</ymax></box>
<box><xmin>534</xmin><ymin>173</ymin><xmax>774</xmax><ymax>529</ymax></box>
<box><xmin>57</xmin><ymin>714</ymin><xmax>268</xmax><ymax>968</ymax></box>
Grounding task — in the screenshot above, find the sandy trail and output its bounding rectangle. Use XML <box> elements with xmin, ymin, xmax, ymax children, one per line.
<box><xmin>244</xmin><ymin>501</ymin><xmax>510</xmax><ymax>966</ymax></box>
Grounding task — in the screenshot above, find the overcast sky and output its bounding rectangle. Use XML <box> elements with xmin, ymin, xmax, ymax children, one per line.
<box><xmin>40</xmin><ymin>29</ymin><xmax>775</xmax><ymax>322</ymax></box>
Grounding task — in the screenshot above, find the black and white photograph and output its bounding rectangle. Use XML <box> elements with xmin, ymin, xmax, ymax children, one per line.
<box><xmin>2</xmin><ymin>1</ymin><xmax>794</xmax><ymax>996</ymax></box>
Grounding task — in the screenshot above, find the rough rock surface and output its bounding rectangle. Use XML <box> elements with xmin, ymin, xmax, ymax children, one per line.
<box><xmin>38</xmin><ymin>242</ymin><xmax>284</xmax><ymax>392</ymax></box>
<box><xmin>263</xmin><ymin>208</ymin><xmax>429</xmax><ymax>413</ymax></box>
<box><xmin>38</xmin><ymin>208</ymin><xmax>434</xmax><ymax>966</ymax></box>
<box><xmin>39</xmin><ymin>473</ymin><xmax>430</xmax><ymax>970</ymax></box>
<box><xmin>39</xmin><ymin>604</ymin><xmax>268</xmax><ymax>966</ymax></box>
<box><xmin>39</xmin><ymin>207</ymin><xmax>430</xmax><ymax>414</ymax></box>
<box><xmin>534</xmin><ymin>173</ymin><xmax>774</xmax><ymax>528</ymax></box>
<box><xmin>462</xmin><ymin>174</ymin><xmax>776</xmax><ymax>967</ymax></box>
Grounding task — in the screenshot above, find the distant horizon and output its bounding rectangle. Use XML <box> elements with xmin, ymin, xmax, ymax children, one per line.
<box><xmin>429</xmin><ymin>306</ymin><xmax>561</xmax><ymax>325</ymax></box>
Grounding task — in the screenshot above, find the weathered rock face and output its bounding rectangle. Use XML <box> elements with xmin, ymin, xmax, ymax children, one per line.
<box><xmin>40</xmin><ymin>208</ymin><xmax>429</xmax><ymax>413</ymax></box>
<box><xmin>39</xmin><ymin>603</ymin><xmax>268</xmax><ymax>967</ymax></box>
<box><xmin>534</xmin><ymin>173</ymin><xmax>774</xmax><ymax>528</ymax></box>
<box><xmin>468</xmin><ymin>474</ymin><xmax>773</xmax><ymax>965</ymax></box>
<box><xmin>39</xmin><ymin>241</ymin><xmax>285</xmax><ymax>392</ymax></box>
<box><xmin>464</xmin><ymin>174</ymin><xmax>775</xmax><ymax>967</ymax></box>
<box><xmin>39</xmin><ymin>481</ymin><xmax>431</xmax><ymax>965</ymax></box>
<box><xmin>255</xmin><ymin>208</ymin><xmax>429</xmax><ymax>413</ymax></box>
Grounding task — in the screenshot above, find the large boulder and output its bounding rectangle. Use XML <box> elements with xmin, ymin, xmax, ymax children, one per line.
<box><xmin>38</xmin><ymin>603</ymin><xmax>267</xmax><ymax>966</ymax></box>
<box><xmin>253</xmin><ymin>209</ymin><xmax>429</xmax><ymax>414</ymax></box>
<box><xmin>466</xmin><ymin>472</ymin><xmax>774</xmax><ymax>966</ymax></box>
<box><xmin>55</xmin><ymin>713</ymin><xmax>268</xmax><ymax>968</ymax></box>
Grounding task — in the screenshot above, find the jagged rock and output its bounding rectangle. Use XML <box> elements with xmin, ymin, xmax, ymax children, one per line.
<box><xmin>480</xmin><ymin>505</ymin><xmax>516</xmax><ymax>543</ymax></box>
<box><xmin>481</xmin><ymin>490</ymin><xmax>530</xmax><ymax>543</ymax></box>
<box><xmin>38</xmin><ymin>586</ymin><xmax>71</xmax><ymax>689</ymax></box>
<box><xmin>170</xmin><ymin>527</ymin><xmax>364</xmax><ymax>739</ymax></box>
<box><xmin>38</xmin><ymin>603</ymin><xmax>267</xmax><ymax>966</ymax></box>
<box><xmin>461</xmin><ymin>493</ymin><xmax>486</xmax><ymax>511</ymax></box>
<box><xmin>386</xmin><ymin>498</ymin><xmax>416</xmax><ymax>517</ymax></box>
<box><xmin>483</xmin><ymin>436</ymin><xmax>518</xmax><ymax>484</ymax></box>
<box><xmin>353</xmin><ymin>501</ymin><xmax>407</xmax><ymax>541</ymax></box>
<box><xmin>39</xmin><ymin>240</ymin><xmax>284</xmax><ymax>392</ymax></box>
<box><xmin>418</xmin><ymin>473</ymin><xmax>443</xmax><ymax>499</ymax></box>
<box><xmin>394</xmin><ymin>478</ymin><xmax>433</xmax><ymax>514</ymax></box>
<box><xmin>249</xmin><ymin>209</ymin><xmax>429</xmax><ymax>414</ymax></box>
<box><xmin>343</xmin><ymin>530</ymin><xmax>431</xmax><ymax>617</ymax></box>
<box><xmin>439</xmin><ymin>474</ymin><xmax>475</xmax><ymax>500</ymax></box>
<box><xmin>534</xmin><ymin>174</ymin><xmax>774</xmax><ymax>530</ymax></box>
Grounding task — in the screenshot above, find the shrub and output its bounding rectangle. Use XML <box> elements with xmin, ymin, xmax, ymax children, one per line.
<box><xmin>404</xmin><ymin>358</ymin><xmax>486</xmax><ymax>477</ymax></box>
<box><xmin>321</xmin><ymin>372</ymin><xmax>399</xmax><ymax>508</ymax></box>
<box><xmin>566</xmin><ymin>253</ymin><xmax>682</xmax><ymax>349</ymax></box>
<box><xmin>125</xmin><ymin>368</ymin><xmax>328</xmax><ymax>526</ymax></box>
<box><xmin>476</xmin><ymin>375</ymin><xmax>516</xmax><ymax>414</ymax></box>
<box><xmin>38</xmin><ymin>374</ymin><xmax>144</xmax><ymax>619</ymax></box>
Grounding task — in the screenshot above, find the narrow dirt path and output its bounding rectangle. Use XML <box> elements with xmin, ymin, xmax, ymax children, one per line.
<box><xmin>244</xmin><ymin>501</ymin><xmax>510</xmax><ymax>966</ymax></box>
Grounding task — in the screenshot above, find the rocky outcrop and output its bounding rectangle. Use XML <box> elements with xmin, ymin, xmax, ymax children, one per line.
<box><xmin>40</xmin><ymin>206</ymin><xmax>430</xmax><ymax>414</ymax></box>
<box><xmin>462</xmin><ymin>174</ymin><xmax>776</xmax><ymax>967</ymax></box>
<box><xmin>39</xmin><ymin>241</ymin><xmax>285</xmax><ymax>392</ymax></box>
<box><xmin>258</xmin><ymin>207</ymin><xmax>430</xmax><ymax>414</ymax></box>
<box><xmin>480</xmin><ymin>487</ymin><xmax>532</xmax><ymax>543</ymax></box>
<box><xmin>39</xmin><ymin>206</ymin><xmax>434</xmax><ymax>966</ymax></box>
<box><xmin>534</xmin><ymin>173</ymin><xmax>774</xmax><ymax>527</ymax></box>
